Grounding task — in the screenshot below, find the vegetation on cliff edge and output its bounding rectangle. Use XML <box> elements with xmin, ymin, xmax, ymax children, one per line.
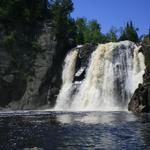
<box><xmin>0</xmin><ymin>0</ymin><xmax>149</xmax><ymax>78</ymax></box>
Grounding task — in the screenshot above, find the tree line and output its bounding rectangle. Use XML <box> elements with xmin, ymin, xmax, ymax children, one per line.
<box><xmin>0</xmin><ymin>0</ymin><xmax>149</xmax><ymax>47</ymax></box>
<box><xmin>49</xmin><ymin>0</ymin><xmax>150</xmax><ymax>46</ymax></box>
<box><xmin>0</xmin><ymin>0</ymin><xmax>150</xmax><ymax>77</ymax></box>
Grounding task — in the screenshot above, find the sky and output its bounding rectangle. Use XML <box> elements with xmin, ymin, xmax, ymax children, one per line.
<box><xmin>71</xmin><ymin>0</ymin><xmax>150</xmax><ymax>35</ymax></box>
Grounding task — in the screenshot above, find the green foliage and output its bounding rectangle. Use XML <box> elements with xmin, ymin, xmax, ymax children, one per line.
<box><xmin>75</xmin><ymin>19</ymin><xmax>141</xmax><ymax>44</ymax></box>
<box><xmin>0</xmin><ymin>0</ymin><xmax>147</xmax><ymax>77</ymax></box>
<box><xmin>0</xmin><ymin>0</ymin><xmax>49</xmax><ymax>24</ymax></box>
<box><xmin>75</xmin><ymin>17</ymin><xmax>87</xmax><ymax>44</ymax></box>
<box><xmin>106</xmin><ymin>27</ymin><xmax>118</xmax><ymax>42</ymax></box>
<box><xmin>75</xmin><ymin>18</ymin><xmax>106</xmax><ymax>44</ymax></box>
<box><xmin>0</xmin><ymin>0</ymin><xmax>78</xmax><ymax>77</ymax></box>
<box><xmin>119</xmin><ymin>21</ymin><xmax>139</xmax><ymax>42</ymax></box>
<box><xmin>85</xmin><ymin>20</ymin><xmax>102</xmax><ymax>44</ymax></box>
<box><xmin>0</xmin><ymin>0</ymin><xmax>50</xmax><ymax>77</ymax></box>
<box><xmin>50</xmin><ymin>0</ymin><xmax>76</xmax><ymax>49</ymax></box>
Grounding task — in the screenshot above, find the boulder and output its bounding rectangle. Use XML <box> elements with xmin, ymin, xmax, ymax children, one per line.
<box><xmin>128</xmin><ymin>83</ymin><xmax>150</xmax><ymax>113</ymax></box>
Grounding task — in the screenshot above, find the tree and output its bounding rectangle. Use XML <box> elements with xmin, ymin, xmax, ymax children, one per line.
<box><xmin>143</xmin><ymin>28</ymin><xmax>150</xmax><ymax>45</ymax></box>
<box><xmin>119</xmin><ymin>21</ymin><xmax>139</xmax><ymax>42</ymax></box>
<box><xmin>0</xmin><ymin>0</ymin><xmax>49</xmax><ymax>24</ymax></box>
<box><xmin>0</xmin><ymin>0</ymin><xmax>51</xmax><ymax>76</ymax></box>
<box><xmin>75</xmin><ymin>17</ymin><xmax>87</xmax><ymax>44</ymax></box>
<box><xmin>106</xmin><ymin>27</ymin><xmax>118</xmax><ymax>42</ymax></box>
<box><xmin>75</xmin><ymin>18</ymin><xmax>104</xmax><ymax>44</ymax></box>
<box><xmin>85</xmin><ymin>19</ymin><xmax>102</xmax><ymax>44</ymax></box>
<box><xmin>50</xmin><ymin>0</ymin><xmax>76</xmax><ymax>48</ymax></box>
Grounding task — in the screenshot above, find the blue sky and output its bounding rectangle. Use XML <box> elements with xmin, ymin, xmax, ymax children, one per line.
<box><xmin>71</xmin><ymin>0</ymin><xmax>150</xmax><ymax>35</ymax></box>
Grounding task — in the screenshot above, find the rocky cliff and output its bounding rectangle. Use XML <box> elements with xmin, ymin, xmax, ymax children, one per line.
<box><xmin>128</xmin><ymin>38</ymin><xmax>150</xmax><ymax>113</ymax></box>
<box><xmin>0</xmin><ymin>16</ymin><xmax>97</xmax><ymax>110</ymax></box>
<box><xmin>1</xmin><ymin>29</ymin><xmax>150</xmax><ymax>112</ymax></box>
<box><xmin>7</xmin><ymin>23</ymin><xmax>58</xmax><ymax>110</ymax></box>
<box><xmin>0</xmin><ymin>22</ymin><xmax>70</xmax><ymax>110</ymax></box>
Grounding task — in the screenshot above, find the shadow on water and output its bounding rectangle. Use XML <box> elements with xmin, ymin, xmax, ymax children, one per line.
<box><xmin>135</xmin><ymin>113</ymin><xmax>150</xmax><ymax>147</ymax></box>
<box><xmin>0</xmin><ymin>111</ymin><xmax>150</xmax><ymax>150</ymax></box>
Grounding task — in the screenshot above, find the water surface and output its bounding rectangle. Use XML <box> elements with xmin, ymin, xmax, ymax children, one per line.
<box><xmin>0</xmin><ymin>111</ymin><xmax>150</xmax><ymax>150</ymax></box>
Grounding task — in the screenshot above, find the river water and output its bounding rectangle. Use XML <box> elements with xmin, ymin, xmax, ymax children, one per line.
<box><xmin>0</xmin><ymin>111</ymin><xmax>150</xmax><ymax>150</ymax></box>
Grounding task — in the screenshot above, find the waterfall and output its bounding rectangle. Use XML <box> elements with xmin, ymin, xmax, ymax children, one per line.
<box><xmin>54</xmin><ymin>50</ymin><xmax>78</xmax><ymax>110</ymax></box>
<box><xmin>54</xmin><ymin>41</ymin><xmax>145</xmax><ymax>111</ymax></box>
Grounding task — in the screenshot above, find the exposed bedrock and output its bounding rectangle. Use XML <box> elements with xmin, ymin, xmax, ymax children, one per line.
<box><xmin>128</xmin><ymin>40</ymin><xmax>150</xmax><ymax>113</ymax></box>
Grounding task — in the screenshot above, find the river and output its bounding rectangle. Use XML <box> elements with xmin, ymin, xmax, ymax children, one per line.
<box><xmin>0</xmin><ymin>111</ymin><xmax>150</xmax><ymax>150</ymax></box>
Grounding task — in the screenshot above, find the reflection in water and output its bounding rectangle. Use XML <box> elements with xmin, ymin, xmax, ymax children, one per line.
<box><xmin>57</xmin><ymin>114</ymin><xmax>73</xmax><ymax>124</ymax></box>
<box><xmin>0</xmin><ymin>111</ymin><xmax>150</xmax><ymax>150</ymax></box>
<box><xmin>56</xmin><ymin>112</ymin><xmax>137</xmax><ymax>125</ymax></box>
<box><xmin>56</xmin><ymin>112</ymin><xmax>140</xmax><ymax>149</ymax></box>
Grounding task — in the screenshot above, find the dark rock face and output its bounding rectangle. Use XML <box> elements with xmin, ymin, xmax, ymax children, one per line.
<box><xmin>74</xmin><ymin>43</ymin><xmax>97</xmax><ymax>82</ymax></box>
<box><xmin>0</xmin><ymin>19</ymin><xmax>97</xmax><ymax>110</ymax></box>
<box><xmin>15</xmin><ymin>24</ymin><xmax>58</xmax><ymax>110</ymax></box>
<box><xmin>128</xmin><ymin>82</ymin><xmax>150</xmax><ymax>113</ymax></box>
<box><xmin>128</xmin><ymin>42</ymin><xmax>150</xmax><ymax>113</ymax></box>
<box><xmin>0</xmin><ymin>23</ymin><xmax>59</xmax><ymax>110</ymax></box>
<box><xmin>0</xmin><ymin>41</ymin><xmax>27</xmax><ymax>108</ymax></box>
<box><xmin>0</xmin><ymin>73</ymin><xmax>26</xmax><ymax>107</ymax></box>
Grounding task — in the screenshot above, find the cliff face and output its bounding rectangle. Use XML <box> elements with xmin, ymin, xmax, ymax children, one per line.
<box><xmin>0</xmin><ymin>22</ymin><xmax>70</xmax><ymax>110</ymax></box>
<box><xmin>0</xmin><ymin>24</ymin><xmax>150</xmax><ymax>112</ymax></box>
<box><xmin>128</xmin><ymin>39</ymin><xmax>150</xmax><ymax>113</ymax></box>
<box><xmin>8</xmin><ymin>23</ymin><xmax>57</xmax><ymax>110</ymax></box>
<box><xmin>0</xmin><ymin>25</ymin><xmax>25</xmax><ymax>108</ymax></box>
<box><xmin>0</xmin><ymin>21</ymin><xmax>96</xmax><ymax>110</ymax></box>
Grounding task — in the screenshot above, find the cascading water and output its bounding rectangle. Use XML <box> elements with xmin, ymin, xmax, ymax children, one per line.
<box><xmin>54</xmin><ymin>50</ymin><xmax>78</xmax><ymax>110</ymax></box>
<box><xmin>54</xmin><ymin>41</ymin><xmax>145</xmax><ymax>111</ymax></box>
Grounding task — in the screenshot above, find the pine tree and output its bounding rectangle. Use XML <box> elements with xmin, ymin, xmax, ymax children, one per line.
<box><xmin>119</xmin><ymin>21</ymin><xmax>139</xmax><ymax>42</ymax></box>
<box><xmin>75</xmin><ymin>17</ymin><xmax>87</xmax><ymax>44</ymax></box>
<box><xmin>86</xmin><ymin>19</ymin><xmax>102</xmax><ymax>44</ymax></box>
<box><xmin>106</xmin><ymin>27</ymin><xmax>118</xmax><ymax>42</ymax></box>
<box><xmin>50</xmin><ymin>0</ymin><xmax>76</xmax><ymax>48</ymax></box>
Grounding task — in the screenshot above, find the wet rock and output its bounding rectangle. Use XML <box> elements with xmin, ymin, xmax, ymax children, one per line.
<box><xmin>74</xmin><ymin>43</ymin><xmax>97</xmax><ymax>82</ymax></box>
<box><xmin>128</xmin><ymin>83</ymin><xmax>150</xmax><ymax>113</ymax></box>
<box><xmin>128</xmin><ymin>40</ymin><xmax>150</xmax><ymax>113</ymax></box>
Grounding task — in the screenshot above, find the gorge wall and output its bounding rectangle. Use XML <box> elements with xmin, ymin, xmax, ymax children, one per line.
<box><xmin>0</xmin><ymin>0</ymin><xmax>149</xmax><ymax>112</ymax></box>
<box><xmin>0</xmin><ymin>34</ymin><xmax>149</xmax><ymax>112</ymax></box>
<box><xmin>0</xmin><ymin>22</ymin><xmax>69</xmax><ymax>110</ymax></box>
<box><xmin>0</xmin><ymin>0</ymin><xmax>76</xmax><ymax>110</ymax></box>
